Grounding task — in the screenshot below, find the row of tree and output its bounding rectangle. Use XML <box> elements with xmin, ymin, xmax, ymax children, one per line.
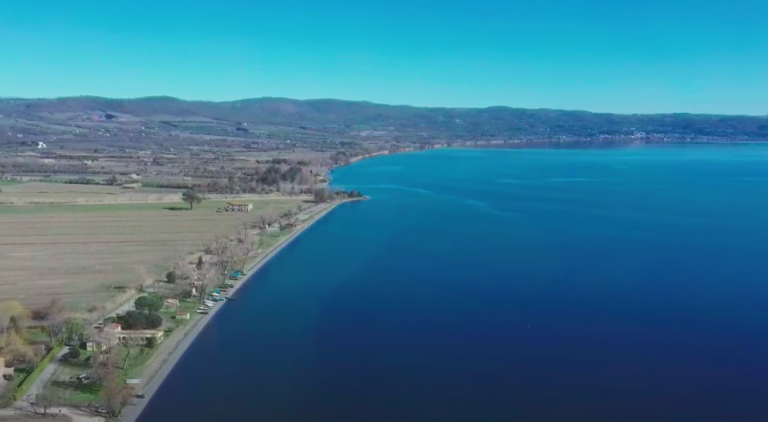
<box><xmin>313</xmin><ymin>187</ymin><xmax>364</xmax><ymax>203</ymax></box>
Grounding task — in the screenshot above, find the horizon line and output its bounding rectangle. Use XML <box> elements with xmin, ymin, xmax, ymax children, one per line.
<box><xmin>1</xmin><ymin>95</ymin><xmax>766</xmax><ymax>118</ymax></box>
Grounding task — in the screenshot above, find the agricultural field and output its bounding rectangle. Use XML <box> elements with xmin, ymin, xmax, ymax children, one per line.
<box><xmin>0</xmin><ymin>196</ymin><xmax>308</xmax><ymax>310</ymax></box>
<box><xmin>0</xmin><ymin>182</ymin><xmax>182</xmax><ymax>205</ymax></box>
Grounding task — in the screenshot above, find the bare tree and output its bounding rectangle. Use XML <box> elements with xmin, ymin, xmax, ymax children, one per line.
<box><xmin>165</xmin><ymin>280</ymin><xmax>190</xmax><ymax>300</ymax></box>
<box><xmin>24</xmin><ymin>390</ymin><xmax>50</xmax><ymax>416</ymax></box>
<box><xmin>0</xmin><ymin>301</ymin><xmax>29</xmax><ymax>335</ymax></box>
<box><xmin>90</xmin><ymin>332</ymin><xmax>117</xmax><ymax>384</ymax></box>
<box><xmin>102</xmin><ymin>375</ymin><xmax>134</xmax><ymax>419</ymax></box>
<box><xmin>238</xmin><ymin>221</ymin><xmax>251</xmax><ymax>245</ymax></box>
<box><xmin>32</xmin><ymin>298</ymin><xmax>65</xmax><ymax>321</ymax></box>
<box><xmin>131</xmin><ymin>265</ymin><xmax>154</xmax><ymax>295</ymax></box>
<box><xmin>44</xmin><ymin>315</ymin><xmax>66</xmax><ymax>345</ymax></box>
<box><xmin>87</xmin><ymin>304</ymin><xmax>107</xmax><ymax>326</ymax></box>
<box><xmin>197</xmin><ymin>265</ymin><xmax>216</xmax><ymax>304</ymax></box>
<box><xmin>63</xmin><ymin>317</ymin><xmax>85</xmax><ymax>344</ymax></box>
<box><xmin>119</xmin><ymin>337</ymin><xmax>142</xmax><ymax>370</ymax></box>
<box><xmin>209</xmin><ymin>236</ymin><xmax>228</xmax><ymax>258</ymax></box>
<box><xmin>174</xmin><ymin>260</ymin><xmax>194</xmax><ymax>282</ymax></box>
<box><xmin>0</xmin><ymin>330</ymin><xmax>33</xmax><ymax>365</ymax></box>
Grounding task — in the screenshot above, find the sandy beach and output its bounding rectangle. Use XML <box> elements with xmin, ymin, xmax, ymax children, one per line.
<box><xmin>119</xmin><ymin>200</ymin><xmax>347</xmax><ymax>422</ymax></box>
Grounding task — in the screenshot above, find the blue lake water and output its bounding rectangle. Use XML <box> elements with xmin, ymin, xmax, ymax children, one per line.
<box><xmin>137</xmin><ymin>146</ymin><xmax>768</xmax><ymax>422</ymax></box>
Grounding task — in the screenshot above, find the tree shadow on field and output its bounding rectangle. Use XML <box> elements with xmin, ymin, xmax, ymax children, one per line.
<box><xmin>162</xmin><ymin>206</ymin><xmax>190</xmax><ymax>211</ymax></box>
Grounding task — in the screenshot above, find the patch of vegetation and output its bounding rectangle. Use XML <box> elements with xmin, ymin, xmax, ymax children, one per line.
<box><xmin>134</xmin><ymin>295</ymin><xmax>163</xmax><ymax>313</ymax></box>
<box><xmin>165</xmin><ymin>270</ymin><xmax>177</xmax><ymax>283</ymax></box>
<box><xmin>119</xmin><ymin>311</ymin><xmax>162</xmax><ymax>330</ymax></box>
<box><xmin>181</xmin><ymin>189</ymin><xmax>202</xmax><ymax>209</ymax></box>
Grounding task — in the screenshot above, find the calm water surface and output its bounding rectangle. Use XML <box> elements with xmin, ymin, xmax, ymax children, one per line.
<box><xmin>138</xmin><ymin>146</ymin><xmax>768</xmax><ymax>422</ymax></box>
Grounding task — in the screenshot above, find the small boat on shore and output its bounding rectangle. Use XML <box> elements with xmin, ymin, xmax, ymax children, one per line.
<box><xmin>225</xmin><ymin>296</ymin><xmax>238</xmax><ymax>301</ymax></box>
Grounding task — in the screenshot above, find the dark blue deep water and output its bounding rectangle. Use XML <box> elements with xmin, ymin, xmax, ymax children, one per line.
<box><xmin>138</xmin><ymin>147</ymin><xmax>768</xmax><ymax>422</ymax></box>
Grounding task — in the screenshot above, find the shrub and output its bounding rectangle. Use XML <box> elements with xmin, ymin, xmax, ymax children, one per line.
<box><xmin>134</xmin><ymin>295</ymin><xmax>163</xmax><ymax>313</ymax></box>
<box><xmin>145</xmin><ymin>313</ymin><xmax>162</xmax><ymax>329</ymax></box>
<box><xmin>120</xmin><ymin>311</ymin><xmax>162</xmax><ymax>330</ymax></box>
<box><xmin>68</xmin><ymin>347</ymin><xmax>81</xmax><ymax>359</ymax></box>
<box><xmin>165</xmin><ymin>270</ymin><xmax>177</xmax><ymax>284</ymax></box>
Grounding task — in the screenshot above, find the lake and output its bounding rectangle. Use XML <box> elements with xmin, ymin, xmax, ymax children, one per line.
<box><xmin>137</xmin><ymin>146</ymin><xmax>768</xmax><ymax>422</ymax></box>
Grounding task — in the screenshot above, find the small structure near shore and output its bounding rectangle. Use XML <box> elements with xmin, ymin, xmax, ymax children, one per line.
<box><xmin>219</xmin><ymin>202</ymin><xmax>253</xmax><ymax>213</ymax></box>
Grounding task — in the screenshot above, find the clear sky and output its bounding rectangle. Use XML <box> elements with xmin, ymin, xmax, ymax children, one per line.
<box><xmin>0</xmin><ymin>0</ymin><xmax>765</xmax><ymax>114</ymax></box>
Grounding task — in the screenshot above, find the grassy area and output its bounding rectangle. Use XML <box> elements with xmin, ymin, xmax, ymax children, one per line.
<box><xmin>24</xmin><ymin>327</ymin><xmax>51</xmax><ymax>345</ymax></box>
<box><xmin>47</xmin><ymin>341</ymin><xmax>160</xmax><ymax>406</ymax></box>
<box><xmin>0</xmin><ymin>197</ymin><xmax>306</xmax><ymax>310</ymax></box>
<box><xmin>46</xmin><ymin>310</ymin><xmax>192</xmax><ymax>407</ymax></box>
<box><xmin>47</xmin><ymin>350</ymin><xmax>100</xmax><ymax>405</ymax></box>
<box><xmin>159</xmin><ymin>298</ymin><xmax>201</xmax><ymax>331</ymax></box>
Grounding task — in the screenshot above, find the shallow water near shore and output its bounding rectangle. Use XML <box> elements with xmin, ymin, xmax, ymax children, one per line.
<box><xmin>137</xmin><ymin>146</ymin><xmax>768</xmax><ymax>422</ymax></box>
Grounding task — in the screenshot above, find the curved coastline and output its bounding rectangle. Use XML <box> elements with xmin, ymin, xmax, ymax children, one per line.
<box><xmin>120</xmin><ymin>200</ymin><xmax>348</xmax><ymax>422</ymax></box>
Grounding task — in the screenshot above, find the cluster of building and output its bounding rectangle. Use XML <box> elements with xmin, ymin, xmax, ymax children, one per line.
<box><xmin>88</xmin><ymin>298</ymin><xmax>193</xmax><ymax>350</ymax></box>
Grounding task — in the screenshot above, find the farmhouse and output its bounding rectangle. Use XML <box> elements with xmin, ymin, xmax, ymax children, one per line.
<box><xmin>99</xmin><ymin>320</ymin><xmax>165</xmax><ymax>344</ymax></box>
<box><xmin>88</xmin><ymin>324</ymin><xmax>121</xmax><ymax>350</ymax></box>
<box><xmin>117</xmin><ymin>330</ymin><xmax>165</xmax><ymax>344</ymax></box>
<box><xmin>224</xmin><ymin>202</ymin><xmax>253</xmax><ymax>212</ymax></box>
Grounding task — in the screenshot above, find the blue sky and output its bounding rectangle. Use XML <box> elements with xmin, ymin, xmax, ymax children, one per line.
<box><xmin>0</xmin><ymin>0</ymin><xmax>765</xmax><ymax>114</ymax></box>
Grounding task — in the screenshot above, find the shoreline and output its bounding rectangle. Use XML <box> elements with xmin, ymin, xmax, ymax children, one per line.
<box><xmin>120</xmin><ymin>200</ymin><xmax>349</xmax><ymax>422</ymax></box>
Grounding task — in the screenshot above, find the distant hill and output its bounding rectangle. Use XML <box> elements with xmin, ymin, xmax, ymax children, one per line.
<box><xmin>1</xmin><ymin>96</ymin><xmax>767</xmax><ymax>142</ymax></box>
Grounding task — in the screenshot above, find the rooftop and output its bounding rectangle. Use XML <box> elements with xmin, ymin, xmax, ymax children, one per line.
<box><xmin>119</xmin><ymin>330</ymin><xmax>164</xmax><ymax>336</ymax></box>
